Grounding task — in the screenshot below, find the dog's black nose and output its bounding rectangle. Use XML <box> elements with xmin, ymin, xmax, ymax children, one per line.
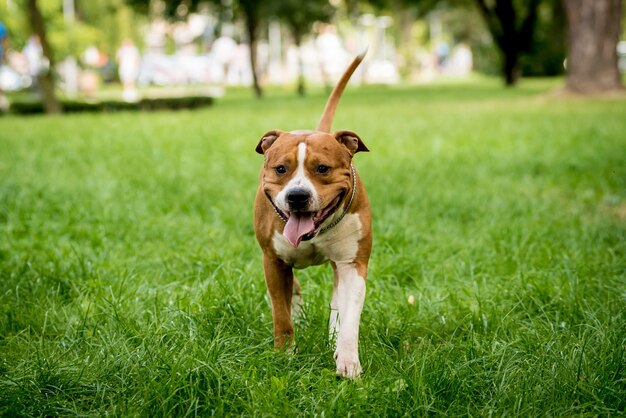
<box><xmin>286</xmin><ymin>188</ymin><xmax>311</xmax><ymax>210</ymax></box>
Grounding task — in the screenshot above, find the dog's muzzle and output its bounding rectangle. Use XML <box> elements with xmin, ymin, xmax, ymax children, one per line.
<box><xmin>285</xmin><ymin>187</ymin><xmax>312</xmax><ymax>212</ymax></box>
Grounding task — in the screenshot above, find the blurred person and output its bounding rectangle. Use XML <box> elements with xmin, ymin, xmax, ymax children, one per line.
<box><xmin>82</xmin><ymin>45</ymin><xmax>100</xmax><ymax>67</ymax></box>
<box><xmin>117</xmin><ymin>39</ymin><xmax>141</xmax><ymax>102</ymax></box>
<box><xmin>435</xmin><ymin>41</ymin><xmax>450</xmax><ymax>73</ymax></box>
<box><xmin>448</xmin><ymin>43</ymin><xmax>473</xmax><ymax>77</ymax></box>
<box><xmin>173</xmin><ymin>21</ymin><xmax>196</xmax><ymax>55</ymax></box>
<box><xmin>145</xmin><ymin>19</ymin><xmax>168</xmax><ymax>54</ymax></box>
<box><xmin>315</xmin><ymin>25</ymin><xmax>348</xmax><ymax>85</ymax></box>
<box><xmin>230</xmin><ymin>42</ymin><xmax>252</xmax><ymax>86</ymax></box>
<box><xmin>0</xmin><ymin>20</ymin><xmax>10</xmax><ymax>110</ymax></box>
<box><xmin>79</xmin><ymin>46</ymin><xmax>103</xmax><ymax>97</ymax></box>
<box><xmin>212</xmin><ymin>33</ymin><xmax>236</xmax><ymax>84</ymax></box>
<box><xmin>23</xmin><ymin>35</ymin><xmax>45</xmax><ymax>93</ymax></box>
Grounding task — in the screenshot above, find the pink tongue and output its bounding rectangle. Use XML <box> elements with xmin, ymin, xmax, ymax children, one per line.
<box><xmin>283</xmin><ymin>214</ymin><xmax>315</xmax><ymax>247</ymax></box>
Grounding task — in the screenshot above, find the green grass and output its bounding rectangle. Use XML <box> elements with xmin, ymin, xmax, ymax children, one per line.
<box><xmin>1</xmin><ymin>78</ymin><xmax>625</xmax><ymax>416</ymax></box>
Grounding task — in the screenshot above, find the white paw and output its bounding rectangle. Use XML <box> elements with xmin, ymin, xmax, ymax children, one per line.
<box><xmin>334</xmin><ymin>350</ymin><xmax>362</xmax><ymax>379</ymax></box>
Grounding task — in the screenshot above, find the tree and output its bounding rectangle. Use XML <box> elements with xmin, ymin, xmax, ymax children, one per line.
<box><xmin>473</xmin><ymin>0</ymin><xmax>542</xmax><ymax>86</ymax></box>
<box><xmin>26</xmin><ymin>0</ymin><xmax>62</xmax><ymax>113</ymax></box>
<box><xmin>562</xmin><ymin>0</ymin><xmax>624</xmax><ymax>94</ymax></box>
<box><xmin>125</xmin><ymin>0</ymin><xmax>203</xmax><ymax>17</ymax></box>
<box><xmin>271</xmin><ymin>0</ymin><xmax>335</xmax><ymax>96</ymax></box>
<box><xmin>361</xmin><ymin>0</ymin><xmax>439</xmax><ymax>80</ymax></box>
<box><xmin>519</xmin><ymin>0</ymin><xmax>566</xmax><ymax>77</ymax></box>
<box><xmin>237</xmin><ymin>0</ymin><xmax>264</xmax><ymax>98</ymax></box>
<box><xmin>126</xmin><ymin>0</ymin><xmax>266</xmax><ymax>98</ymax></box>
<box><xmin>78</xmin><ymin>0</ymin><xmax>143</xmax><ymax>60</ymax></box>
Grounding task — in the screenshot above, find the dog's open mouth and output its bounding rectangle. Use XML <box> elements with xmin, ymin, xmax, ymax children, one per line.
<box><xmin>283</xmin><ymin>193</ymin><xmax>344</xmax><ymax>247</ymax></box>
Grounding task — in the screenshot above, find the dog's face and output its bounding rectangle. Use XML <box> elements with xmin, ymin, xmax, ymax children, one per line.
<box><xmin>256</xmin><ymin>129</ymin><xmax>368</xmax><ymax>246</ymax></box>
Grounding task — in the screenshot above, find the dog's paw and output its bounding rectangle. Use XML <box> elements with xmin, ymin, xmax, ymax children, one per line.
<box><xmin>334</xmin><ymin>350</ymin><xmax>362</xmax><ymax>379</ymax></box>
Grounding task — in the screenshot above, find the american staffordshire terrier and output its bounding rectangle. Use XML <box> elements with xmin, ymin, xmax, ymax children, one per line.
<box><xmin>254</xmin><ymin>50</ymin><xmax>371</xmax><ymax>378</ymax></box>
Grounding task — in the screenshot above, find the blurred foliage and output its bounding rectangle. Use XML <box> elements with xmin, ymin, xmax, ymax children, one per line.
<box><xmin>428</xmin><ymin>1</ymin><xmax>500</xmax><ymax>75</ymax></box>
<box><xmin>0</xmin><ymin>0</ymin><xmax>579</xmax><ymax>81</ymax></box>
<box><xmin>0</xmin><ymin>0</ymin><xmax>142</xmax><ymax>60</ymax></box>
<box><xmin>0</xmin><ymin>1</ymin><xmax>29</xmax><ymax>48</ymax></box>
<box><xmin>125</xmin><ymin>0</ymin><xmax>204</xmax><ymax>19</ymax></box>
<box><xmin>77</xmin><ymin>0</ymin><xmax>145</xmax><ymax>56</ymax></box>
<box><xmin>456</xmin><ymin>0</ymin><xmax>565</xmax><ymax>77</ymax></box>
<box><xmin>471</xmin><ymin>0</ymin><xmax>543</xmax><ymax>85</ymax></box>
<box><xmin>341</xmin><ymin>0</ymin><xmax>566</xmax><ymax>79</ymax></box>
<box><xmin>269</xmin><ymin>0</ymin><xmax>336</xmax><ymax>95</ymax></box>
<box><xmin>269</xmin><ymin>0</ymin><xmax>335</xmax><ymax>44</ymax></box>
<box><xmin>361</xmin><ymin>0</ymin><xmax>440</xmax><ymax>15</ymax></box>
<box><xmin>519</xmin><ymin>0</ymin><xmax>565</xmax><ymax>76</ymax></box>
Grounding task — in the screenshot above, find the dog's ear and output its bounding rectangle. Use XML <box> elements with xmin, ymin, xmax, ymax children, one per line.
<box><xmin>334</xmin><ymin>130</ymin><xmax>369</xmax><ymax>155</ymax></box>
<box><xmin>256</xmin><ymin>130</ymin><xmax>284</xmax><ymax>154</ymax></box>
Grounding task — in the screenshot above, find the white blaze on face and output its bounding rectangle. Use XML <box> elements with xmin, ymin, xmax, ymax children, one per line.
<box><xmin>275</xmin><ymin>142</ymin><xmax>319</xmax><ymax>212</ymax></box>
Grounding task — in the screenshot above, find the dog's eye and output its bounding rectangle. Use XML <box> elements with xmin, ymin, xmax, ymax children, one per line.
<box><xmin>316</xmin><ymin>165</ymin><xmax>330</xmax><ymax>174</ymax></box>
<box><xmin>275</xmin><ymin>165</ymin><xmax>287</xmax><ymax>175</ymax></box>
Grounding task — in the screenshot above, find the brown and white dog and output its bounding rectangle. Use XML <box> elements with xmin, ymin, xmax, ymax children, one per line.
<box><xmin>254</xmin><ymin>51</ymin><xmax>371</xmax><ymax>378</ymax></box>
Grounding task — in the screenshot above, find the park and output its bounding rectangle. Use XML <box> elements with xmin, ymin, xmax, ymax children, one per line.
<box><xmin>0</xmin><ymin>0</ymin><xmax>625</xmax><ymax>416</ymax></box>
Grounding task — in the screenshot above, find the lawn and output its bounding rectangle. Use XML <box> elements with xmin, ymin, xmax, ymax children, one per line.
<box><xmin>0</xmin><ymin>79</ymin><xmax>625</xmax><ymax>416</ymax></box>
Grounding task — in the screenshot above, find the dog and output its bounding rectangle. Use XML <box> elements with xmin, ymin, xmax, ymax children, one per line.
<box><xmin>253</xmin><ymin>50</ymin><xmax>371</xmax><ymax>378</ymax></box>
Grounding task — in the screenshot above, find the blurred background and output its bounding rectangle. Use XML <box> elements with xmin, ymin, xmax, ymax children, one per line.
<box><xmin>0</xmin><ymin>3</ymin><xmax>625</xmax><ymax>415</ymax></box>
<box><xmin>0</xmin><ymin>0</ymin><xmax>624</xmax><ymax>113</ymax></box>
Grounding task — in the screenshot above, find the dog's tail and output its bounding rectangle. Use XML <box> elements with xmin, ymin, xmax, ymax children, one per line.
<box><xmin>316</xmin><ymin>47</ymin><xmax>367</xmax><ymax>132</ymax></box>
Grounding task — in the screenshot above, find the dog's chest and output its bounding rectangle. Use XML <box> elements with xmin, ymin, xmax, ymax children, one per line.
<box><xmin>272</xmin><ymin>213</ymin><xmax>363</xmax><ymax>269</ymax></box>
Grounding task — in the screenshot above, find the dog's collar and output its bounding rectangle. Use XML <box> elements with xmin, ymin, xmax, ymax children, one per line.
<box><xmin>267</xmin><ymin>164</ymin><xmax>358</xmax><ymax>235</ymax></box>
<box><xmin>266</xmin><ymin>191</ymin><xmax>289</xmax><ymax>223</ymax></box>
<box><xmin>319</xmin><ymin>164</ymin><xmax>357</xmax><ymax>234</ymax></box>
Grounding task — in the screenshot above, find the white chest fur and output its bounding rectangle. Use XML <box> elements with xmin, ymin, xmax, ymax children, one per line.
<box><xmin>272</xmin><ymin>213</ymin><xmax>363</xmax><ymax>269</ymax></box>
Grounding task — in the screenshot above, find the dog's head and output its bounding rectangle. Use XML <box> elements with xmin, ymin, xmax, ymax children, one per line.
<box><xmin>256</xmin><ymin>129</ymin><xmax>368</xmax><ymax>247</ymax></box>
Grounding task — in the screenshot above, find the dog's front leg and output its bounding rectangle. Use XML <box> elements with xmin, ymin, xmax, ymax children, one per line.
<box><xmin>263</xmin><ymin>255</ymin><xmax>295</xmax><ymax>348</ymax></box>
<box><xmin>332</xmin><ymin>262</ymin><xmax>366</xmax><ymax>378</ymax></box>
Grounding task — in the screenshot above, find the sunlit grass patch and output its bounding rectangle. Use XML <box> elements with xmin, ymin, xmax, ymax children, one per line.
<box><xmin>1</xmin><ymin>78</ymin><xmax>625</xmax><ymax>416</ymax></box>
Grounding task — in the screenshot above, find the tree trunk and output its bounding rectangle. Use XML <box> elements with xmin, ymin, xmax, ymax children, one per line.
<box><xmin>26</xmin><ymin>0</ymin><xmax>62</xmax><ymax>114</ymax></box>
<box><xmin>474</xmin><ymin>0</ymin><xmax>541</xmax><ymax>87</ymax></box>
<box><xmin>563</xmin><ymin>0</ymin><xmax>624</xmax><ymax>93</ymax></box>
<box><xmin>395</xmin><ymin>5</ymin><xmax>418</xmax><ymax>80</ymax></box>
<box><xmin>503</xmin><ymin>49</ymin><xmax>520</xmax><ymax>86</ymax></box>
<box><xmin>244</xmin><ymin>14</ymin><xmax>263</xmax><ymax>98</ymax></box>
